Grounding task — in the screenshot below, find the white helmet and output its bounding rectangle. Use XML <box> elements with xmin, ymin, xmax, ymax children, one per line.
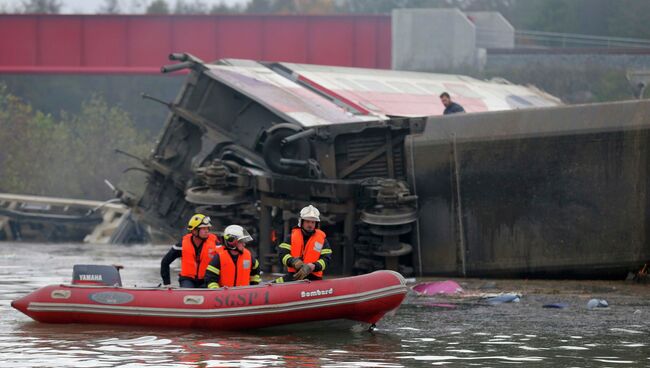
<box><xmin>223</xmin><ymin>224</ymin><xmax>253</xmax><ymax>244</ymax></box>
<box><xmin>299</xmin><ymin>205</ymin><xmax>320</xmax><ymax>226</ymax></box>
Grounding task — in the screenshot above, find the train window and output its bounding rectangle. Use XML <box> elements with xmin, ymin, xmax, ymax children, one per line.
<box><xmin>506</xmin><ymin>95</ymin><xmax>534</xmax><ymax>108</ymax></box>
<box><xmin>524</xmin><ymin>95</ymin><xmax>559</xmax><ymax>107</ymax></box>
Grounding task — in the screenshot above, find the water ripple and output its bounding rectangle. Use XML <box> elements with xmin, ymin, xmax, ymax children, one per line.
<box><xmin>593</xmin><ymin>359</ymin><xmax>636</xmax><ymax>364</ymax></box>
<box><xmin>2</xmin><ymin>242</ymin><xmax>650</xmax><ymax>367</ymax></box>
<box><xmin>400</xmin><ymin>355</ymin><xmax>546</xmax><ymax>362</ymax></box>
<box><xmin>610</xmin><ymin>328</ymin><xmax>644</xmax><ymax>334</ymax></box>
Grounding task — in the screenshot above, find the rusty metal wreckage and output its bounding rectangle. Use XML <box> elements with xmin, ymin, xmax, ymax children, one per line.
<box><xmin>124</xmin><ymin>54</ymin><xmax>426</xmax><ymax>276</ymax></box>
<box><xmin>117</xmin><ymin>52</ymin><xmax>650</xmax><ymax>278</ymax></box>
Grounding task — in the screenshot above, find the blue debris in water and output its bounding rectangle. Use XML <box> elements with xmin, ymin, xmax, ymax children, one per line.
<box><xmin>586</xmin><ymin>298</ymin><xmax>609</xmax><ymax>309</ymax></box>
<box><xmin>542</xmin><ymin>303</ymin><xmax>569</xmax><ymax>309</ymax></box>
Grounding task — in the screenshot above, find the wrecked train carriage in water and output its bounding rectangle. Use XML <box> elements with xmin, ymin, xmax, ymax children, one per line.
<box><xmin>126</xmin><ymin>52</ymin><xmax>560</xmax><ymax>276</ymax></box>
<box><xmin>127</xmin><ymin>53</ymin><xmax>650</xmax><ymax>277</ymax></box>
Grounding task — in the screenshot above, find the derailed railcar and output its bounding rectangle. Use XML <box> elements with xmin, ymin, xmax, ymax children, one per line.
<box><xmin>123</xmin><ymin>53</ymin><xmax>648</xmax><ymax>277</ymax></box>
<box><xmin>408</xmin><ymin>100</ymin><xmax>650</xmax><ymax>277</ymax></box>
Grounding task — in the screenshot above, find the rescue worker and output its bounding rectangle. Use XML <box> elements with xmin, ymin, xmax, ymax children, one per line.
<box><xmin>275</xmin><ymin>205</ymin><xmax>332</xmax><ymax>283</ymax></box>
<box><xmin>160</xmin><ymin>214</ymin><xmax>220</xmax><ymax>288</ymax></box>
<box><xmin>204</xmin><ymin>224</ymin><xmax>261</xmax><ymax>288</ymax></box>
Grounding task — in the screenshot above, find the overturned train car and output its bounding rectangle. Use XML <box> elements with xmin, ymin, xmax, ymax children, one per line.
<box><xmin>122</xmin><ymin>53</ymin><xmax>650</xmax><ymax>278</ymax></box>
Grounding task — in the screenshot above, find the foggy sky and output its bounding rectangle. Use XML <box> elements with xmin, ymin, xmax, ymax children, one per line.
<box><xmin>2</xmin><ymin>0</ymin><xmax>251</xmax><ymax>14</ymax></box>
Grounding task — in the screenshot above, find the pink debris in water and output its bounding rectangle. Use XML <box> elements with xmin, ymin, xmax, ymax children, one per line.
<box><xmin>412</xmin><ymin>280</ymin><xmax>463</xmax><ymax>296</ymax></box>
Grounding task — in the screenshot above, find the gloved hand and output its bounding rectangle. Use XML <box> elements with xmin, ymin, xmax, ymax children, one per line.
<box><xmin>293</xmin><ymin>263</ymin><xmax>313</xmax><ymax>280</ymax></box>
<box><xmin>292</xmin><ymin>259</ymin><xmax>304</xmax><ymax>270</ymax></box>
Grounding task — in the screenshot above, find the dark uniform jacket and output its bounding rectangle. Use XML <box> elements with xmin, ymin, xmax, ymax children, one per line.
<box><xmin>443</xmin><ymin>102</ymin><xmax>465</xmax><ymax>115</ymax></box>
<box><xmin>161</xmin><ymin>242</ymin><xmax>184</xmax><ymax>285</ymax></box>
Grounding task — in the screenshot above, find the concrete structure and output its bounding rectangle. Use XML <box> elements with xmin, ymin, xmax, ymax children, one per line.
<box><xmin>627</xmin><ymin>69</ymin><xmax>650</xmax><ymax>98</ymax></box>
<box><xmin>392</xmin><ymin>8</ymin><xmax>478</xmax><ymax>72</ymax></box>
<box><xmin>392</xmin><ymin>9</ymin><xmax>517</xmax><ymax>73</ymax></box>
<box><xmin>466</xmin><ymin>11</ymin><xmax>515</xmax><ymax>49</ymax></box>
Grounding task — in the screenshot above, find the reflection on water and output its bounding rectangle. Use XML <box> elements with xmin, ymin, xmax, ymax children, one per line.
<box><xmin>1</xmin><ymin>242</ymin><xmax>649</xmax><ymax>367</ymax></box>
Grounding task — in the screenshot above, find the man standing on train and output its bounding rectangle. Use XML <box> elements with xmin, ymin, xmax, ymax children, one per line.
<box><xmin>440</xmin><ymin>92</ymin><xmax>465</xmax><ymax>115</ymax></box>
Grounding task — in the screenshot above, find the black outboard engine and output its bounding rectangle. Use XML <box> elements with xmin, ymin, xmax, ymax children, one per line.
<box><xmin>72</xmin><ymin>264</ymin><xmax>122</xmax><ymax>286</ymax></box>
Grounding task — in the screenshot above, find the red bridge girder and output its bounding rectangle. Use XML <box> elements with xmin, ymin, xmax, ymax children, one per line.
<box><xmin>0</xmin><ymin>14</ymin><xmax>391</xmax><ymax>74</ymax></box>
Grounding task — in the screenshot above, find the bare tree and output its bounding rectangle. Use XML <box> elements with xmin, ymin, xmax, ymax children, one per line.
<box><xmin>0</xmin><ymin>3</ymin><xmax>16</xmax><ymax>13</ymax></box>
<box><xmin>210</xmin><ymin>1</ymin><xmax>243</xmax><ymax>14</ymax></box>
<box><xmin>146</xmin><ymin>0</ymin><xmax>170</xmax><ymax>14</ymax></box>
<box><xmin>175</xmin><ymin>0</ymin><xmax>209</xmax><ymax>14</ymax></box>
<box><xmin>20</xmin><ymin>0</ymin><xmax>61</xmax><ymax>14</ymax></box>
<box><xmin>97</xmin><ymin>0</ymin><xmax>121</xmax><ymax>14</ymax></box>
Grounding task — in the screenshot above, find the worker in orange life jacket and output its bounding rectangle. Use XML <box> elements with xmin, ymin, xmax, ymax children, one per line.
<box><xmin>160</xmin><ymin>214</ymin><xmax>220</xmax><ymax>288</ymax></box>
<box><xmin>275</xmin><ymin>205</ymin><xmax>332</xmax><ymax>283</ymax></box>
<box><xmin>204</xmin><ymin>224</ymin><xmax>261</xmax><ymax>288</ymax></box>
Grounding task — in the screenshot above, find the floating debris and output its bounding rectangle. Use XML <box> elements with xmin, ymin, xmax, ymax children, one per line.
<box><xmin>543</xmin><ymin>303</ymin><xmax>569</xmax><ymax>309</ymax></box>
<box><xmin>586</xmin><ymin>299</ymin><xmax>609</xmax><ymax>309</ymax></box>
<box><xmin>483</xmin><ymin>293</ymin><xmax>521</xmax><ymax>304</ymax></box>
<box><xmin>412</xmin><ymin>281</ymin><xmax>463</xmax><ymax>296</ymax></box>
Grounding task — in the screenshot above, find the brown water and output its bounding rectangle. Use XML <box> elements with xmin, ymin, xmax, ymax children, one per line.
<box><xmin>1</xmin><ymin>242</ymin><xmax>649</xmax><ymax>367</ymax></box>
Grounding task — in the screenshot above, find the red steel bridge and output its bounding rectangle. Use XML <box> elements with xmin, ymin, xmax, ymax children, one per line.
<box><xmin>0</xmin><ymin>14</ymin><xmax>391</xmax><ymax>74</ymax></box>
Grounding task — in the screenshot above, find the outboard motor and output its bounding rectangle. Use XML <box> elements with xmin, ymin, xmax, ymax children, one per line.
<box><xmin>72</xmin><ymin>264</ymin><xmax>122</xmax><ymax>286</ymax></box>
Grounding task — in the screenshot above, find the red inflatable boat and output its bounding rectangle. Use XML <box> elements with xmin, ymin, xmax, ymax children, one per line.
<box><xmin>11</xmin><ymin>268</ymin><xmax>408</xmax><ymax>331</ymax></box>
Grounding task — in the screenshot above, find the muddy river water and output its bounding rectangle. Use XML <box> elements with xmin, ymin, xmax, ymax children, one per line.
<box><xmin>1</xmin><ymin>242</ymin><xmax>649</xmax><ymax>367</ymax></box>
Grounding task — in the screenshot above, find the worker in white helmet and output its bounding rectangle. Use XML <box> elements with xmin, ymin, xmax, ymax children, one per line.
<box><xmin>275</xmin><ymin>205</ymin><xmax>332</xmax><ymax>283</ymax></box>
<box><xmin>204</xmin><ymin>224</ymin><xmax>261</xmax><ymax>288</ymax></box>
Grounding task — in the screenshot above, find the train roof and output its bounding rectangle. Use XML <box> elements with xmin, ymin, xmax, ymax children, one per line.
<box><xmin>204</xmin><ymin>59</ymin><xmax>561</xmax><ymax>127</ymax></box>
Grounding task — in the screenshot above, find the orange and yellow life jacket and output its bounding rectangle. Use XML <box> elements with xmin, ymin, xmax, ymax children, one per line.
<box><xmin>217</xmin><ymin>247</ymin><xmax>252</xmax><ymax>287</ymax></box>
<box><xmin>180</xmin><ymin>233</ymin><xmax>219</xmax><ymax>280</ymax></box>
<box><xmin>288</xmin><ymin>228</ymin><xmax>326</xmax><ymax>278</ymax></box>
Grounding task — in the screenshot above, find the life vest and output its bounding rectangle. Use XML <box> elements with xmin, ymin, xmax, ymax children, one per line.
<box><xmin>288</xmin><ymin>228</ymin><xmax>326</xmax><ymax>277</ymax></box>
<box><xmin>180</xmin><ymin>233</ymin><xmax>219</xmax><ymax>280</ymax></box>
<box><xmin>217</xmin><ymin>247</ymin><xmax>252</xmax><ymax>287</ymax></box>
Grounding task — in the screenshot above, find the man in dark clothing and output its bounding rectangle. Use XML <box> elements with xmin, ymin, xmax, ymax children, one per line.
<box><xmin>204</xmin><ymin>224</ymin><xmax>261</xmax><ymax>288</ymax></box>
<box><xmin>440</xmin><ymin>92</ymin><xmax>465</xmax><ymax>115</ymax></box>
<box><xmin>160</xmin><ymin>213</ymin><xmax>220</xmax><ymax>288</ymax></box>
<box><xmin>275</xmin><ymin>205</ymin><xmax>332</xmax><ymax>283</ymax></box>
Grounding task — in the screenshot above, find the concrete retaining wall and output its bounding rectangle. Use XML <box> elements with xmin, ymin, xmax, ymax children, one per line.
<box><xmin>466</xmin><ymin>11</ymin><xmax>514</xmax><ymax>49</ymax></box>
<box><xmin>392</xmin><ymin>8</ymin><xmax>478</xmax><ymax>72</ymax></box>
<box><xmin>487</xmin><ymin>52</ymin><xmax>650</xmax><ymax>70</ymax></box>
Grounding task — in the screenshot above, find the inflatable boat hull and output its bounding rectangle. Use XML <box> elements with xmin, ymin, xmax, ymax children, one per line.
<box><xmin>11</xmin><ymin>270</ymin><xmax>407</xmax><ymax>330</ymax></box>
